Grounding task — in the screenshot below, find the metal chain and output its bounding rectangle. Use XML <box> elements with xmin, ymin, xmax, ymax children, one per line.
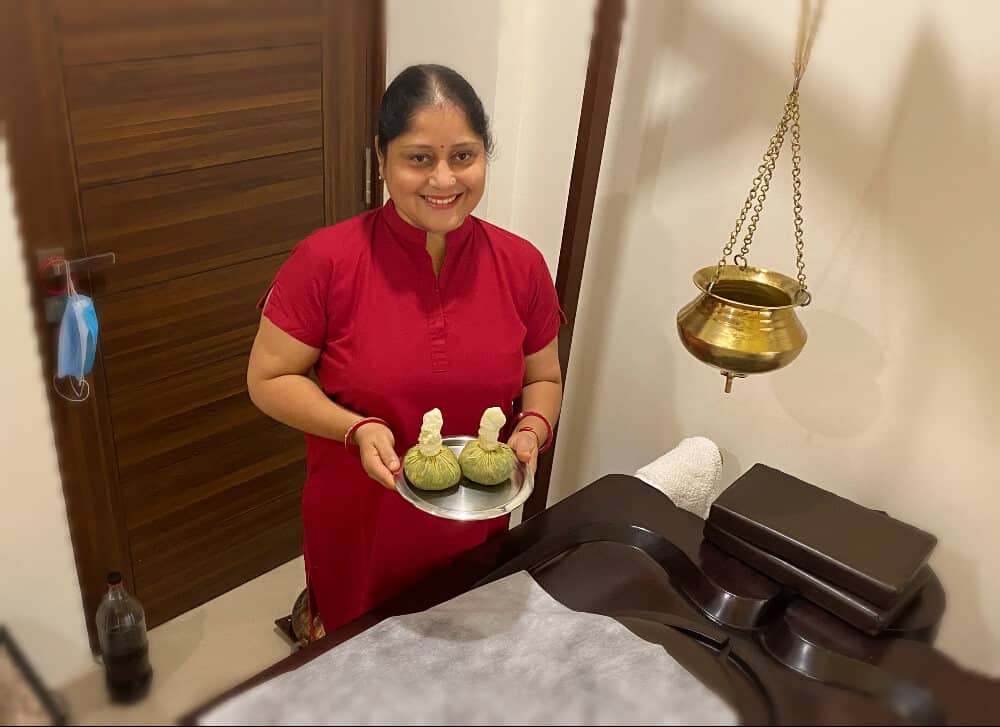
<box><xmin>711</xmin><ymin>94</ymin><xmax>794</xmax><ymax>287</ymax></box>
<box><xmin>788</xmin><ymin>93</ymin><xmax>810</xmax><ymax>305</ymax></box>
<box><xmin>712</xmin><ymin>120</ymin><xmax>784</xmax><ymax>285</ymax></box>
<box><xmin>711</xmin><ymin>89</ymin><xmax>810</xmax><ymax>305</ymax></box>
<box><xmin>734</xmin><ymin>98</ymin><xmax>793</xmax><ymax>267</ymax></box>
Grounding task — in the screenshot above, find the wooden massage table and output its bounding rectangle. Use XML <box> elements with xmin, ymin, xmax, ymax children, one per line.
<box><xmin>185</xmin><ymin>475</ymin><xmax>1000</xmax><ymax>725</ymax></box>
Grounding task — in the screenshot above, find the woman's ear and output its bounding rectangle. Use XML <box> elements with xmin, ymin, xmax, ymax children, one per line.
<box><xmin>374</xmin><ymin>136</ymin><xmax>385</xmax><ymax>180</ymax></box>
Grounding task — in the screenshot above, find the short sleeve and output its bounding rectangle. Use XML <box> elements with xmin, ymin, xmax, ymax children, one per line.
<box><xmin>258</xmin><ymin>240</ymin><xmax>330</xmax><ymax>349</ymax></box>
<box><xmin>522</xmin><ymin>252</ymin><xmax>567</xmax><ymax>355</ymax></box>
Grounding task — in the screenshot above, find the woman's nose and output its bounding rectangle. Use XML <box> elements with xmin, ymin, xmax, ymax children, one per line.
<box><xmin>429</xmin><ymin>159</ymin><xmax>456</xmax><ymax>188</ymax></box>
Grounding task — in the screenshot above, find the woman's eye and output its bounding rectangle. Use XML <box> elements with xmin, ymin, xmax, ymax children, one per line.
<box><xmin>409</xmin><ymin>154</ymin><xmax>429</xmax><ymax>164</ymax></box>
<box><xmin>455</xmin><ymin>151</ymin><xmax>474</xmax><ymax>162</ymax></box>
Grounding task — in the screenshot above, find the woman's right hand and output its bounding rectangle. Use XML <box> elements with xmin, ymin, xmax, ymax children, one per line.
<box><xmin>352</xmin><ymin>422</ymin><xmax>401</xmax><ymax>490</ymax></box>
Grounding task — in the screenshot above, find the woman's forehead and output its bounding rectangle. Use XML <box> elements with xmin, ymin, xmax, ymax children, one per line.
<box><xmin>396</xmin><ymin>140</ymin><xmax>482</xmax><ymax>151</ymax></box>
<box><xmin>394</xmin><ymin>106</ymin><xmax>482</xmax><ymax>148</ymax></box>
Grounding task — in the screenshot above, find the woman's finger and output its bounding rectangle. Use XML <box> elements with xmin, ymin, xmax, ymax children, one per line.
<box><xmin>362</xmin><ymin>449</ymin><xmax>397</xmax><ymax>490</ymax></box>
<box><xmin>373</xmin><ymin>437</ymin><xmax>400</xmax><ymax>473</ymax></box>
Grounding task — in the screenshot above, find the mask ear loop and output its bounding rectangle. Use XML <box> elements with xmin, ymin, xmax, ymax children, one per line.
<box><xmin>67</xmin><ymin>262</ymin><xmax>86</xmax><ymax>392</ymax></box>
<box><xmin>64</xmin><ymin>261</ymin><xmax>76</xmax><ymax>298</ymax></box>
<box><xmin>53</xmin><ymin>260</ymin><xmax>91</xmax><ymax>403</ymax></box>
<box><xmin>53</xmin><ymin>373</ymin><xmax>90</xmax><ymax>403</ymax></box>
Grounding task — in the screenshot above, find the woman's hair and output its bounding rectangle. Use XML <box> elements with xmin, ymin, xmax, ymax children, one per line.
<box><xmin>377</xmin><ymin>64</ymin><xmax>494</xmax><ymax>158</ymax></box>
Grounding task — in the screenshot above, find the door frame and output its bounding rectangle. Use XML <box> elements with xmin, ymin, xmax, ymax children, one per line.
<box><xmin>526</xmin><ymin>0</ymin><xmax>624</xmax><ymax>517</ymax></box>
<box><xmin>1</xmin><ymin>0</ymin><xmax>385</xmax><ymax>651</ymax></box>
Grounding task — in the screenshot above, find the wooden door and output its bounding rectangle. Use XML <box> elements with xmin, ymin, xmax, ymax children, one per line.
<box><xmin>2</xmin><ymin>0</ymin><xmax>383</xmax><ymax>644</ymax></box>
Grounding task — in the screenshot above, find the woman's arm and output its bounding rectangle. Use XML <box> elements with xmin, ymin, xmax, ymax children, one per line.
<box><xmin>508</xmin><ymin>337</ymin><xmax>563</xmax><ymax>468</ymax></box>
<box><xmin>247</xmin><ymin>316</ymin><xmax>400</xmax><ymax>488</ymax></box>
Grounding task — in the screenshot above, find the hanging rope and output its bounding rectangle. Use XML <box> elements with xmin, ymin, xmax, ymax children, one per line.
<box><xmin>793</xmin><ymin>0</ymin><xmax>823</xmax><ymax>90</ymax></box>
<box><xmin>710</xmin><ymin>0</ymin><xmax>823</xmax><ymax>305</ymax></box>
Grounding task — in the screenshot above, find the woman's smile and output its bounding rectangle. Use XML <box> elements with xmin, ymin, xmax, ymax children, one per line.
<box><xmin>422</xmin><ymin>193</ymin><xmax>462</xmax><ymax>210</ymax></box>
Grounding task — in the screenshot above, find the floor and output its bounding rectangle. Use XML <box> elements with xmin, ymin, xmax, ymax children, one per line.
<box><xmin>58</xmin><ymin>557</ymin><xmax>306</xmax><ymax>725</ymax></box>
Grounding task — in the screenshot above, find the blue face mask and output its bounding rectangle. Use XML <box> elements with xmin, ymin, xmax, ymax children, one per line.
<box><xmin>55</xmin><ymin>291</ymin><xmax>99</xmax><ymax>401</ymax></box>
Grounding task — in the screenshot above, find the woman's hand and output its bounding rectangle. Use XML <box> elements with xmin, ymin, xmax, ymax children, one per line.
<box><xmin>353</xmin><ymin>422</ymin><xmax>401</xmax><ymax>490</ymax></box>
<box><xmin>507</xmin><ymin>429</ymin><xmax>540</xmax><ymax>473</ymax></box>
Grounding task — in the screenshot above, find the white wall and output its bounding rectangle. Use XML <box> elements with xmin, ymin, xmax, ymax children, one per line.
<box><xmin>0</xmin><ymin>138</ymin><xmax>94</xmax><ymax>687</ymax></box>
<box><xmin>551</xmin><ymin>0</ymin><xmax>1000</xmax><ymax>676</ymax></box>
<box><xmin>485</xmin><ymin>0</ymin><xmax>591</xmax><ymax>272</ymax></box>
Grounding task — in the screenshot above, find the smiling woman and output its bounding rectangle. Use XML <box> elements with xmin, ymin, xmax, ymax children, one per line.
<box><xmin>375</xmin><ymin>65</ymin><xmax>492</xmax><ymax>241</ymax></box>
<box><xmin>246</xmin><ymin>64</ymin><xmax>566</xmax><ymax>638</ymax></box>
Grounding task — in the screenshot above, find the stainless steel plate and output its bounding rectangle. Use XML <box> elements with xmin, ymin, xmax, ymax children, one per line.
<box><xmin>395</xmin><ymin>435</ymin><xmax>533</xmax><ymax>521</ymax></box>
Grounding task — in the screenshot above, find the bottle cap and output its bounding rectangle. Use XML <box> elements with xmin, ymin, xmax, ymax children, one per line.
<box><xmin>107</xmin><ymin>571</ymin><xmax>123</xmax><ymax>585</ymax></box>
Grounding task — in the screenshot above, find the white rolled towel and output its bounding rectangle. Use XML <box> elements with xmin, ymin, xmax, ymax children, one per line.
<box><xmin>634</xmin><ymin>437</ymin><xmax>724</xmax><ymax>519</ymax></box>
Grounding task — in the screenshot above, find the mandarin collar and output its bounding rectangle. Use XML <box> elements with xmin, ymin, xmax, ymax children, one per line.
<box><xmin>381</xmin><ymin>198</ymin><xmax>475</xmax><ymax>249</ymax></box>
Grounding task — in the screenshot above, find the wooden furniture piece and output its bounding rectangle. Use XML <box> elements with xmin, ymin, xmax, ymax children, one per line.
<box><xmin>184</xmin><ymin>475</ymin><xmax>1000</xmax><ymax>725</ymax></box>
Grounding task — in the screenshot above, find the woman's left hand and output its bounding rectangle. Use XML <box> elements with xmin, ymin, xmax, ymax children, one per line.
<box><xmin>507</xmin><ymin>429</ymin><xmax>539</xmax><ymax>473</ymax></box>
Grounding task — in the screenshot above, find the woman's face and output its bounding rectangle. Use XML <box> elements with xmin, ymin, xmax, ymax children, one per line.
<box><xmin>378</xmin><ymin>103</ymin><xmax>486</xmax><ymax>235</ymax></box>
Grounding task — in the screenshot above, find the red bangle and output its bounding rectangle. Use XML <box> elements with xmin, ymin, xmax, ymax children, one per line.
<box><xmin>344</xmin><ymin>417</ymin><xmax>389</xmax><ymax>448</ymax></box>
<box><xmin>514</xmin><ymin>411</ymin><xmax>553</xmax><ymax>454</ymax></box>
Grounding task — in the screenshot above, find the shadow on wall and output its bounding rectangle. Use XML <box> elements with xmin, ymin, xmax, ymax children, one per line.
<box><xmin>771</xmin><ymin>310</ymin><xmax>883</xmax><ymax>438</ymax></box>
<box><xmin>773</xmin><ymin>25</ymin><xmax>998</xmax><ymax>452</ymax></box>
<box><xmin>865</xmin><ymin>26</ymin><xmax>998</xmax><ymax>452</ymax></box>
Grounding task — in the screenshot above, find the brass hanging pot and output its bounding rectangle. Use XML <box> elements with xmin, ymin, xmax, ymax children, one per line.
<box><xmin>678</xmin><ymin>264</ymin><xmax>810</xmax><ymax>393</ymax></box>
<box><xmin>677</xmin><ymin>4</ymin><xmax>820</xmax><ymax>393</ymax></box>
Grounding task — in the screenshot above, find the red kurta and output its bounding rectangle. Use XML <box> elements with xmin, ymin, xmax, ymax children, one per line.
<box><xmin>262</xmin><ymin>200</ymin><xmax>563</xmax><ymax>631</ymax></box>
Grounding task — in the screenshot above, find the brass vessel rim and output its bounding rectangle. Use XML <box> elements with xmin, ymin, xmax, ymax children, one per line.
<box><xmin>694</xmin><ymin>265</ymin><xmax>809</xmax><ymax>311</ymax></box>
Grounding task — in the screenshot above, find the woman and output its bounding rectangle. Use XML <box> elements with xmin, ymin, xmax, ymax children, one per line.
<box><xmin>247</xmin><ymin>64</ymin><xmax>564</xmax><ymax>634</ymax></box>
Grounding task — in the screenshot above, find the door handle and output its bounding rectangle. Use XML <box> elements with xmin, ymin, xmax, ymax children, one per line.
<box><xmin>364</xmin><ymin>146</ymin><xmax>373</xmax><ymax>207</ymax></box>
<box><xmin>38</xmin><ymin>249</ymin><xmax>116</xmax><ymax>322</ymax></box>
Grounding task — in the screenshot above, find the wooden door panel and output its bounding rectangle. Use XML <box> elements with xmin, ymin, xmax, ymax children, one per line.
<box><xmin>55</xmin><ymin>0</ymin><xmax>322</xmax><ymax>66</ymax></box>
<box><xmin>64</xmin><ymin>44</ymin><xmax>322</xmax><ymax>186</ymax></box>
<box><xmin>122</xmin><ymin>422</ymin><xmax>304</xmax><ymax>531</ymax></box>
<box><xmin>130</xmin><ymin>489</ymin><xmax>304</xmax><ymax>626</ymax></box>
<box><xmin>6</xmin><ymin>0</ymin><xmax>381</xmax><ymax>642</ymax></box>
<box><xmin>81</xmin><ymin>150</ymin><xmax>323</xmax><ymax>295</ymax></box>
<box><xmin>98</xmin><ymin>254</ymin><xmax>285</xmax><ymax>394</ymax></box>
<box><xmin>111</xmin><ymin>356</ymin><xmax>260</xmax><ymax>478</ymax></box>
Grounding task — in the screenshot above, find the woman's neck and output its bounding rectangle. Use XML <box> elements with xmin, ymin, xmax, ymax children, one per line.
<box><xmin>426</xmin><ymin>232</ymin><xmax>446</xmax><ymax>277</ymax></box>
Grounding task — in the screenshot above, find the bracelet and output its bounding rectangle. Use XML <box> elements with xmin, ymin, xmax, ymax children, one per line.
<box><xmin>344</xmin><ymin>417</ymin><xmax>389</xmax><ymax>449</ymax></box>
<box><xmin>514</xmin><ymin>411</ymin><xmax>554</xmax><ymax>454</ymax></box>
